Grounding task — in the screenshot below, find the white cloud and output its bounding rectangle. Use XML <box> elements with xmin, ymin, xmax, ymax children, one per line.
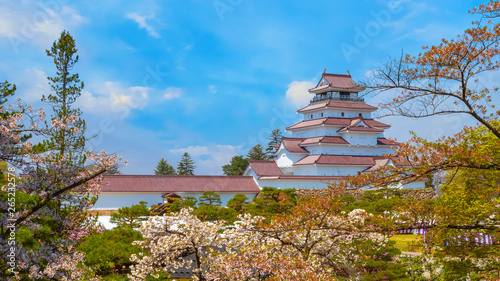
<box><xmin>163</xmin><ymin>87</ymin><xmax>182</xmax><ymax>100</ymax></box>
<box><xmin>17</xmin><ymin>68</ymin><xmax>51</xmax><ymax>102</ymax></box>
<box><xmin>74</xmin><ymin>82</ymin><xmax>150</xmax><ymax>118</ymax></box>
<box><xmin>285</xmin><ymin>79</ymin><xmax>316</xmax><ymax>107</ymax></box>
<box><xmin>170</xmin><ymin>145</ymin><xmax>210</xmax><ymax>156</ymax></box>
<box><xmin>125</xmin><ymin>12</ymin><xmax>160</xmax><ymax>38</ymax></box>
<box><xmin>208</xmin><ymin>84</ymin><xmax>218</xmax><ymax>94</ymax></box>
<box><xmin>0</xmin><ymin>2</ymin><xmax>87</xmax><ymax>51</ymax></box>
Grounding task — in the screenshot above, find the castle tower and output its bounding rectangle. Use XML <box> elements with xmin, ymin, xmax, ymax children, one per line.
<box><xmin>244</xmin><ymin>71</ymin><xmax>424</xmax><ymax>189</ymax></box>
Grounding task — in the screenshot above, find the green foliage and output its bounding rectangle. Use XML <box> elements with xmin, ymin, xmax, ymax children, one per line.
<box><xmin>177</xmin><ymin>152</ymin><xmax>196</xmax><ymax>175</ymax></box>
<box><xmin>170</xmin><ymin>196</ymin><xmax>198</xmax><ymax>212</ymax></box>
<box><xmin>222</xmin><ymin>155</ymin><xmax>249</xmax><ymax>175</ymax></box>
<box><xmin>244</xmin><ymin>187</ymin><xmax>297</xmax><ymax>218</ymax></box>
<box><xmin>41</xmin><ymin>30</ymin><xmax>86</xmax><ymax>160</ymax></box>
<box><xmin>340</xmin><ymin>189</ymin><xmax>404</xmax><ymax>215</ymax></box>
<box><xmin>77</xmin><ymin>227</ymin><xmax>144</xmax><ymax>275</ymax></box>
<box><xmin>192</xmin><ymin>204</ymin><xmax>237</xmax><ymax>222</ymax></box>
<box><xmin>110</xmin><ymin>202</ymin><xmax>150</xmax><ymax>228</ymax></box>
<box><xmin>266</xmin><ymin>128</ymin><xmax>282</xmax><ymax>158</ymax></box>
<box><xmin>246</xmin><ymin>144</ymin><xmax>269</xmax><ymax>161</ymax></box>
<box><xmin>227</xmin><ymin>194</ymin><xmax>248</xmax><ymax>213</ymax></box>
<box><xmin>199</xmin><ymin>191</ymin><xmax>221</xmax><ymax>206</ymax></box>
<box><xmin>352</xmin><ymin>239</ymin><xmax>406</xmax><ymax>281</ymax></box>
<box><xmin>154</xmin><ymin>158</ymin><xmax>176</xmax><ymax>175</ymax></box>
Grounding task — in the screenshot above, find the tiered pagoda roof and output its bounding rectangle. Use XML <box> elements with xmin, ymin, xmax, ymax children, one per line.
<box><xmin>298</xmin><ymin>101</ymin><xmax>377</xmax><ymax>113</ymax></box>
<box><xmin>286</xmin><ymin>116</ymin><xmax>390</xmax><ymax>131</ymax></box>
<box><xmin>309</xmin><ymin>73</ymin><xmax>366</xmax><ymax>94</ymax></box>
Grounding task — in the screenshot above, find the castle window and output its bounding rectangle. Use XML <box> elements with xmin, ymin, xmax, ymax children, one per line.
<box><xmin>341</xmin><ymin>112</ymin><xmax>344</xmax><ymax>117</ymax></box>
<box><xmin>321</xmin><ymin>113</ymin><xmax>324</xmax><ymax>117</ymax></box>
<box><xmin>359</xmin><ymin>113</ymin><xmax>362</xmax><ymax>117</ymax></box>
<box><xmin>310</xmin><ymin>114</ymin><xmax>313</xmax><ymax>119</ymax></box>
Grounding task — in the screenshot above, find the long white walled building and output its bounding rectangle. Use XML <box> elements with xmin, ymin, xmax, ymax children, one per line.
<box><xmin>244</xmin><ymin>71</ymin><xmax>425</xmax><ymax>189</ymax></box>
<box><xmin>92</xmin><ymin>71</ymin><xmax>424</xmax><ymax>228</ymax></box>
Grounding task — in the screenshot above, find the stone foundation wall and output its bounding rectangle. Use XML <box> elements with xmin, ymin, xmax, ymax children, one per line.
<box><xmin>295</xmin><ymin>188</ymin><xmax>437</xmax><ymax>201</ymax></box>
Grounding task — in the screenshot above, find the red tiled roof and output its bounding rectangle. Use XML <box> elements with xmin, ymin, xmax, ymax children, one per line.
<box><xmin>338</xmin><ymin>126</ymin><xmax>384</xmax><ymax>133</ymax></box>
<box><xmin>298</xmin><ymin>101</ymin><xmax>377</xmax><ymax>113</ymax></box>
<box><xmin>309</xmin><ymin>73</ymin><xmax>366</xmax><ymax>93</ymax></box>
<box><xmin>248</xmin><ymin>160</ymin><xmax>284</xmax><ymax>177</ymax></box>
<box><xmin>364</xmin><ymin>119</ymin><xmax>391</xmax><ymax>128</ymax></box>
<box><xmin>294</xmin><ymin>155</ymin><xmax>376</xmax><ymax>166</ymax></box>
<box><xmin>286</xmin><ymin>117</ymin><xmax>389</xmax><ymax>131</ymax></box>
<box><xmin>259</xmin><ymin>175</ymin><xmax>345</xmax><ymax>181</ymax></box>
<box><xmin>300</xmin><ymin>136</ymin><xmax>348</xmax><ymax>145</ymax></box>
<box><xmin>101</xmin><ymin>175</ymin><xmax>261</xmax><ymax>193</ymax></box>
<box><xmin>377</xmin><ymin>138</ymin><xmax>399</xmax><ymax>145</ymax></box>
<box><xmin>281</xmin><ymin>137</ymin><xmax>309</xmax><ymax>153</ymax></box>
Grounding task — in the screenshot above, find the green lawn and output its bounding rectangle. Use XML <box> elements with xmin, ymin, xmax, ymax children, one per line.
<box><xmin>390</xmin><ymin>234</ymin><xmax>424</xmax><ymax>252</ymax></box>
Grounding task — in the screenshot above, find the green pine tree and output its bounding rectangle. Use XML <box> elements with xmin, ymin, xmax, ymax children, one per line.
<box><xmin>222</xmin><ymin>155</ymin><xmax>249</xmax><ymax>175</ymax></box>
<box><xmin>41</xmin><ymin>30</ymin><xmax>86</xmax><ymax>164</ymax></box>
<box><xmin>177</xmin><ymin>152</ymin><xmax>196</xmax><ymax>175</ymax></box>
<box><xmin>247</xmin><ymin>144</ymin><xmax>269</xmax><ymax>161</ymax></box>
<box><xmin>154</xmin><ymin>158</ymin><xmax>176</xmax><ymax>175</ymax></box>
<box><xmin>266</xmin><ymin>129</ymin><xmax>282</xmax><ymax>159</ymax></box>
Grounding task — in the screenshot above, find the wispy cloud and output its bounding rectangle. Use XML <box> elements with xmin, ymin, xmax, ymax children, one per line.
<box><xmin>163</xmin><ymin>87</ymin><xmax>182</xmax><ymax>100</ymax></box>
<box><xmin>125</xmin><ymin>12</ymin><xmax>160</xmax><ymax>38</ymax></box>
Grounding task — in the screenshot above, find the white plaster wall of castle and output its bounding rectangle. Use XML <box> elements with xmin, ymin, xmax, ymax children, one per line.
<box><xmin>276</xmin><ymin>150</ymin><xmax>309</xmax><ymax>167</ymax></box>
<box><xmin>284</xmin><ymin>165</ymin><xmax>369</xmax><ymax>176</ymax></box>
<box><xmin>341</xmin><ymin>132</ymin><xmax>378</xmax><ymax>146</ymax></box>
<box><xmin>303</xmin><ymin>144</ymin><xmax>394</xmax><ymax>156</ymax></box>
<box><xmin>167</xmin><ymin>192</ymin><xmax>258</xmax><ymax>207</ymax></box>
<box><xmin>291</xmin><ymin>126</ymin><xmax>342</xmax><ymax>138</ymax></box>
<box><xmin>303</xmin><ymin>109</ymin><xmax>373</xmax><ymax>120</ymax></box>
<box><xmin>257</xmin><ymin>179</ymin><xmax>331</xmax><ymax>189</ymax></box>
<box><xmin>92</xmin><ymin>192</ymin><xmax>165</xmax><ymax>210</ymax></box>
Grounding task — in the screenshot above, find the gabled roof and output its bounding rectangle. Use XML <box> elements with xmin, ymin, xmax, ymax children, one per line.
<box><xmin>298</xmin><ymin>101</ymin><xmax>377</xmax><ymax>113</ymax></box>
<box><xmin>294</xmin><ymin>155</ymin><xmax>377</xmax><ymax>166</ymax></box>
<box><xmin>101</xmin><ymin>175</ymin><xmax>261</xmax><ymax>193</ymax></box>
<box><xmin>281</xmin><ymin>137</ymin><xmax>309</xmax><ymax>153</ymax></box>
<box><xmin>309</xmin><ymin>73</ymin><xmax>366</xmax><ymax>93</ymax></box>
<box><xmin>299</xmin><ymin>136</ymin><xmax>349</xmax><ymax>145</ymax></box>
<box><xmin>337</xmin><ymin>117</ymin><xmax>388</xmax><ymax>133</ymax></box>
<box><xmin>248</xmin><ymin>160</ymin><xmax>284</xmax><ymax>177</ymax></box>
<box><xmin>377</xmin><ymin>138</ymin><xmax>399</xmax><ymax>146</ymax></box>
<box><xmin>286</xmin><ymin>117</ymin><xmax>389</xmax><ymax>131</ymax></box>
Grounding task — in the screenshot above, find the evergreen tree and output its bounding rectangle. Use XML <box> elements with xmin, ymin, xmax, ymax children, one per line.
<box><xmin>177</xmin><ymin>152</ymin><xmax>196</xmax><ymax>175</ymax></box>
<box><xmin>227</xmin><ymin>194</ymin><xmax>249</xmax><ymax>213</ymax></box>
<box><xmin>266</xmin><ymin>129</ymin><xmax>282</xmax><ymax>159</ymax></box>
<box><xmin>222</xmin><ymin>155</ymin><xmax>249</xmax><ymax>175</ymax></box>
<box><xmin>41</xmin><ymin>30</ymin><xmax>86</xmax><ymax>163</ymax></box>
<box><xmin>199</xmin><ymin>191</ymin><xmax>222</xmax><ymax>206</ymax></box>
<box><xmin>110</xmin><ymin>201</ymin><xmax>150</xmax><ymax>228</ymax></box>
<box><xmin>247</xmin><ymin>144</ymin><xmax>269</xmax><ymax>161</ymax></box>
<box><xmin>154</xmin><ymin>158</ymin><xmax>176</xmax><ymax>175</ymax></box>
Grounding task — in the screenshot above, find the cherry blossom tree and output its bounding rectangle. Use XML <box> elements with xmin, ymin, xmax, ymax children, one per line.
<box><xmin>0</xmin><ymin>31</ymin><xmax>119</xmax><ymax>280</ymax></box>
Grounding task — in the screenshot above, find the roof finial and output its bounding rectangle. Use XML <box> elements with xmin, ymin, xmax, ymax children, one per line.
<box><xmin>347</xmin><ymin>69</ymin><xmax>351</xmax><ymax>76</ymax></box>
<box><xmin>323</xmin><ymin>68</ymin><xmax>327</xmax><ymax>74</ymax></box>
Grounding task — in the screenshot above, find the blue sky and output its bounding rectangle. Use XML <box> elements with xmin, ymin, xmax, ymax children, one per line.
<box><xmin>0</xmin><ymin>0</ymin><xmax>491</xmax><ymax>174</ymax></box>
